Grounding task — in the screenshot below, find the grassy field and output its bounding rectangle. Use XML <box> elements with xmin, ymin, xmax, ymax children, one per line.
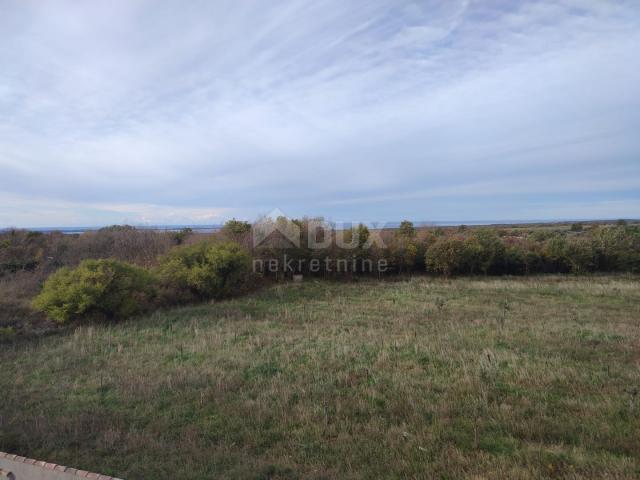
<box><xmin>2</xmin><ymin>276</ymin><xmax>639</xmax><ymax>479</ymax></box>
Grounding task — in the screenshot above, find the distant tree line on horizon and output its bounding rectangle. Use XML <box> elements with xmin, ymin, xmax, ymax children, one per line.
<box><xmin>0</xmin><ymin>219</ymin><xmax>639</xmax><ymax>333</ymax></box>
<box><xmin>223</xmin><ymin>217</ymin><xmax>640</xmax><ymax>277</ymax></box>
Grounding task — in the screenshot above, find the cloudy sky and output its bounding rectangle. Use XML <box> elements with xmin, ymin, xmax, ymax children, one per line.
<box><xmin>1</xmin><ymin>0</ymin><xmax>639</xmax><ymax>227</ymax></box>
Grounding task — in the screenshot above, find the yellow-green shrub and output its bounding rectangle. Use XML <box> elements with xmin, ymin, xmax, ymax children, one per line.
<box><xmin>425</xmin><ymin>236</ymin><xmax>468</xmax><ymax>276</ymax></box>
<box><xmin>465</xmin><ymin>229</ymin><xmax>506</xmax><ymax>274</ymax></box>
<box><xmin>32</xmin><ymin>259</ymin><xmax>155</xmax><ymax>323</ymax></box>
<box><xmin>157</xmin><ymin>242</ymin><xmax>252</xmax><ymax>301</ymax></box>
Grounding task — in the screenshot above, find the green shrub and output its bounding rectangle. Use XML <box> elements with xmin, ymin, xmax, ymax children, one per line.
<box><xmin>504</xmin><ymin>245</ymin><xmax>527</xmax><ymax>275</ymax></box>
<box><xmin>531</xmin><ymin>229</ymin><xmax>554</xmax><ymax>242</ymax></box>
<box><xmin>221</xmin><ymin>219</ymin><xmax>252</xmax><ymax>247</ymax></box>
<box><xmin>389</xmin><ymin>221</ymin><xmax>420</xmax><ymax>273</ymax></box>
<box><xmin>389</xmin><ymin>238</ymin><xmax>418</xmax><ymax>273</ymax></box>
<box><xmin>592</xmin><ymin>226</ymin><xmax>640</xmax><ymax>272</ymax></box>
<box><xmin>542</xmin><ymin>236</ymin><xmax>570</xmax><ymax>273</ymax></box>
<box><xmin>503</xmin><ymin>241</ymin><xmax>542</xmax><ymax>275</ymax></box>
<box><xmin>222</xmin><ymin>219</ymin><xmax>251</xmax><ymax>237</ymax></box>
<box><xmin>465</xmin><ymin>229</ymin><xmax>505</xmax><ymax>274</ymax></box>
<box><xmin>425</xmin><ymin>236</ymin><xmax>468</xmax><ymax>276</ymax></box>
<box><xmin>32</xmin><ymin>259</ymin><xmax>155</xmax><ymax>324</ymax></box>
<box><xmin>565</xmin><ymin>237</ymin><xmax>596</xmax><ymax>273</ymax></box>
<box><xmin>157</xmin><ymin>241</ymin><xmax>252</xmax><ymax>301</ymax></box>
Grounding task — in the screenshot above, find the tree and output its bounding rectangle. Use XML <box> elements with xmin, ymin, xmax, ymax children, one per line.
<box><xmin>425</xmin><ymin>236</ymin><xmax>468</xmax><ymax>276</ymax></box>
<box><xmin>543</xmin><ymin>235</ymin><xmax>570</xmax><ymax>272</ymax></box>
<box><xmin>565</xmin><ymin>237</ymin><xmax>595</xmax><ymax>273</ymax></box>
<box><xmin>222</xmin><ymin>219</ymin><xmax>251</xmax><ymax>245</ymax></box>
<box><xmin>466</xmin><ymin>229</ymin><xmax>506</xmax><ymax>274</ymax></box>
<box><xmin>398</xmin><ymin>220</ymin><xmax>416</xmax><ymax>238</ymax></box>
<box><xmin>223</xmin><ymin>219</ymin><xmax>251</xmax><ymax>236</ymax></box>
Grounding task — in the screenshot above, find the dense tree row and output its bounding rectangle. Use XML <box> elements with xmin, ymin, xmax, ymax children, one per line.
<box><xmin>221</xmin><ymin>218</ymin><xmax>640</xmax><ymax>277</ymax></box>
<box><xmin>1</xmin><ymin>220</ymin><xmax>638</xmax><ymax>327</ymax></box>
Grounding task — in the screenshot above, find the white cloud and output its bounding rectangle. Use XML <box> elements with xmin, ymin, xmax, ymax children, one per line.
<box><xmin>0</xmin><ymin>0</ymin><xmax>639</xmax><ymax>225</ymax></box>
<box><xmin>0</xmin><ymin>193</ymin><xmax>229</xmax><ymax>228</ymax></box>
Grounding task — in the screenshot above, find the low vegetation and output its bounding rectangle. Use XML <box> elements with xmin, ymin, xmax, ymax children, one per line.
<box><xmin>156</xmin><ymin>241</ymin><xmax>253</xmax><ymax>302</ymax></box>
<box><xmin>1</xmin><ymin>220</ymin><xmax>639</xmax><ymax>334</ymax></box>
<box><xmin>0</xmin><ymin>226</ymin><xmax>193</xmax><ymax>334</ymax></box>
<box><xmin>32</xmin><ymin>259</ymin><xmax>155</xmax><ymax>324</ymax></box>
<box><xmin>1</xmin><ymin>277</ymin><xmax>639</xmax><ymax>478</ymax></box>
<box><xmin>250</xmin><ymin>219</ymin><xmax>640</xmax><ymax>278</ymax></box>
<box><xmin>2</xmin><ymin>221</ymin><xmax>639</xmax><ymax>477</ymax></box>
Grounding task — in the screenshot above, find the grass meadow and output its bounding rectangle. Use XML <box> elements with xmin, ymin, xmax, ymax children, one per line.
<box><xmin>2</xmin><ymin>276</ymin><xmax>639</xmax><ymax>479</ymax></box>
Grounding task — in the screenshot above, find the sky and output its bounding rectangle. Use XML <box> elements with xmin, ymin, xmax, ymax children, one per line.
<box><xmin>1</xmin><ymin>0</ymin><xmax>639</xmax><ymax>227</ymax></box>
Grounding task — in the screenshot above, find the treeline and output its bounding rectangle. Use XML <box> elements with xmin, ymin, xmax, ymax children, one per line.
<box><xmin>0</xmin><ymin>225</ymin><xmax>193</xmax><ymax>275</ymax></box>
<box><xmin>425</xmin><ymin>224</ymin><xmax>640</xmax><ymax>276</ymax></box>
<box><xmin>227</xmin><ymin>218</ymin><xmax>640</xmax><ymax>277</ymax></box>
<box><xmin>0</xmin><ymin>220</ymin><xmax>639</xmax><ymax>332</ymax></box>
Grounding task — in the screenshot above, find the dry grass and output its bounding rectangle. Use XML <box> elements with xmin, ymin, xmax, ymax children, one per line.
<box><xmin>2</xmin><ymin>276</ymin><xmax>639</xmax><ymax>479</ymax></box>
<box><xmin>0</xmin><ymin>271</ymin><xmax>48</xmax><ymax>332</ymax></box>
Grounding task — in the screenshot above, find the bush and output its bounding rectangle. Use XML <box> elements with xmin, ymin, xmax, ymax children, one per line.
<box><xmin>425</xmin><ymin>236</ymin><xmax>468</xmax><ymax>276</ymax></box>
<box><xmin>465</xmin><ymin>229</ymin><xmax>505</xmax><ymax>274</ymax></box>
<box><xmin>389</xmin><ymin>221</ymin><xmax>420</xmax><ymax>273</ymax></box>
<box><xmin>221</xmin><ymin>219</ymin><xmax>252</xmax><ymax>248</ymax></box>
<box><xmin>157</xmin><ymin>242</ymin><xmax>252</xmax><ymax>301</ymax></box>
<box><xmin>222</xmin><ymin>219</ymin><xmax>251</xmax><ymax>237</ymax></box>
<box><xmin>32</xmin><ymin>259</ymin><xmax>155</xmax><ymax>324</ymax></box>
<box><xmin>389</xmin><ymin>238</ymin><xmax>418</xmax><ymax>273</ymax></box>
<box><xmin>590</xmin><ymin>225</ymin><xmax>640</xmax><ymax>272</ymax></box>
<box><xmin>503</xmin><ymin>240</ymin><xmax>542</xmax><ymax>275</ymax></box>
<box><xmin>565</xmin><ymin>237</ymin><xmax>596</xmax><ymax>273</ymax></box>
<box><xmin>542</xmin><ymin>235</ymin><xmax>571</xmax><ymax>273</ymax></box>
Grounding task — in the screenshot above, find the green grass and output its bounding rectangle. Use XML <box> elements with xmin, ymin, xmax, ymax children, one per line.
<box><xmin>2</xmin><ymin>276</ymin><xmax>640</xmax><ymax>479</ymax></box>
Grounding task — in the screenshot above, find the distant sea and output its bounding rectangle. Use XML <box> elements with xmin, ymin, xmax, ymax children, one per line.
<box><xmin>1</xmin><ymin>219</ymin><xmax>614</xmax><ymax>234</ymax></box>
<box><xmin>13</xmin><ymin>224</ymin><xmax>224</xmax><ymax>235</ymax></box>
